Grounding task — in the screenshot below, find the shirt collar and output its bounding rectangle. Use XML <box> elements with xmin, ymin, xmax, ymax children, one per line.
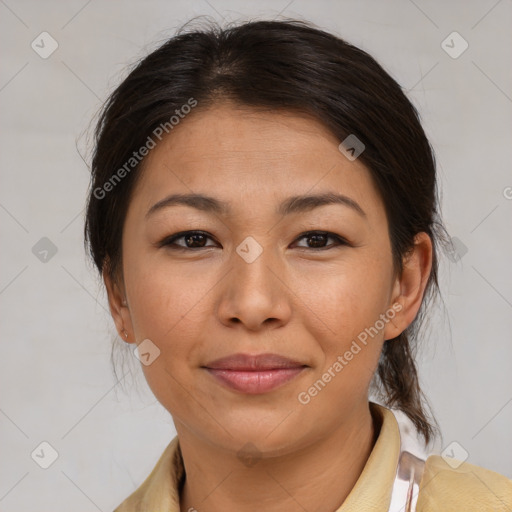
<box><xmin>335</xmin><ymin>402</ymin><xmax>400</xmax><ymax>511</ymax></box>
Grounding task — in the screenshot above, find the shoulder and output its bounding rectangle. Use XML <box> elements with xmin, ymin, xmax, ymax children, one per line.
<box><xmin>417</xmin><ymin>454</ymin><xmax>512</xmax><ymax>511</ymax></box>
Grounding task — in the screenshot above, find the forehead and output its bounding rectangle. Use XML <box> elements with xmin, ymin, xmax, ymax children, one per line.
<box><xmin>131</xmin><ymin>103</ymin><xmax>383</xmax><ymax>218</ymax></box>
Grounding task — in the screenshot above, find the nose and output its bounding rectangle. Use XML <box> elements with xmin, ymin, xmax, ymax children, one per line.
<box><xmin>216</xmin><ymin>241</ymin><xmax>292</xmax><ymax>332</ymax></box>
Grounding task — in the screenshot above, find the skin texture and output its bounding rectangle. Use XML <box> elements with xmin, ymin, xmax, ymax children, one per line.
<box><xmin>104</xmin><ymin>102</ymin><xmax>432</xmax><ymax>512</ymax></box>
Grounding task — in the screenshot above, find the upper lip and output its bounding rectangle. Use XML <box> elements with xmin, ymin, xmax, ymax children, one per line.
<box><xmin>203</xmin><ymin>353</ymin><xmax>307</xmax><ymax>371</ymax></box>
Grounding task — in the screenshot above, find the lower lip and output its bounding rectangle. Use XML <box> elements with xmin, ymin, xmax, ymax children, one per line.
<box><xmin>205</xmin><ymin>367</ymin><xmax>306</xmax><ymax>394</ymax></box>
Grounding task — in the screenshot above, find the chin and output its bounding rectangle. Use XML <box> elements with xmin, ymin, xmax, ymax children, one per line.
<box><xmin>212</xmin><ymin>416</ymin><xmax>312</xmax><ymax>456</ymax></box>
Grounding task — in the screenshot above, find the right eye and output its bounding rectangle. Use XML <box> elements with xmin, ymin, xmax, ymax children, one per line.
<box><xmin>158</xmin><ymin>230</ymin><xmax>219</xmax><ymax>250</ymax></box>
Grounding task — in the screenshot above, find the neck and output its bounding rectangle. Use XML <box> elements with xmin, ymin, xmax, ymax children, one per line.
<box><xmin>177</xmin><ymin>403</ymin><xmax>381</xmax><ymax>512</ymax></box>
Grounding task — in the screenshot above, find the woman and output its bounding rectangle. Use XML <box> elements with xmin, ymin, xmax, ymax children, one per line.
<box><xmin>84</xmin><ymin>18</ymin><xmax>512</xmax><ymax>511</ymax></box>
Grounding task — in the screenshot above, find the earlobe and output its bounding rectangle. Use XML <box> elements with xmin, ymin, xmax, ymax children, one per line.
<box><xmin>383</xmin><ymin>301</ymin><xmax>404</xmax><ymax>341</ymax></box>
<box><xmin>102</xmin><ymin>263</ymin><xmax>135</xmax><ymax>344</ymax></box>
<box><xmin>383</xmin><ymin>233</ymin><xmax>433</xmax><ymax>341</ymax></box>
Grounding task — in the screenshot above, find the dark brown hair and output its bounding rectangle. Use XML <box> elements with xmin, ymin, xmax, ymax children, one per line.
<box><xmin>84</xmin><ymin>17</ymin><xmax>448</xmax><ymax>445</ymax></box>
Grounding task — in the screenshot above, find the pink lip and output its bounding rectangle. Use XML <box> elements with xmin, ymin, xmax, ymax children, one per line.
<box><xmin>203</xmin><ymin>353</ymin><xmax>307</xmax><ymax>394</ymax></box>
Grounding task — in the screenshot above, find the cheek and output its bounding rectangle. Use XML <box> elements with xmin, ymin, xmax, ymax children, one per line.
<box><xmin>124</xmin><ymin>256</ymin><xmax>219</xmax><ymax>379</ymax></box>
<box><xmin>125</xmin><ymin>251</ymin><xmax>208</xmax><ymax>338</ymax></box>
<box><xmin>311</xmin><ymin>260</ymin><xmax>392</xmax><ymax>335</ymax></box>
<box><xmin>125</xmin><ymin>261</ymin><xmax>210</xmax><ymax>417</ymax></box>
<box><xmin>309</xmin><ymin>259</ymin><xmax>393</xmax><ymax>379</ymax></box>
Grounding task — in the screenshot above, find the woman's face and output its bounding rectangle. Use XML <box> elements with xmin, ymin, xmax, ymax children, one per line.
<box><xmin>109</xmin><ymin>103</ymin><xmax>406</xmax><ymax>455</ymax></box>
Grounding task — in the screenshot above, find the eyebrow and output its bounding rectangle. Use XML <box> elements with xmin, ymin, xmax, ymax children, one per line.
<box><xmin>145</xmin><ymin>192</ymin><xmax>366</xmax><ymax>219</ymax></box>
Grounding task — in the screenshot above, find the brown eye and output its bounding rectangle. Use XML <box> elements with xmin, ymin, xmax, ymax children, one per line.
<box><xmin>159</xmin><ymin>230</ymin><xmax>348</xmax><ymax>251</ymax></box>
<box><xmin>294</xmin><ymin>231</ymin><xmax>347</xmax><ymax>250</ymax></box>
<box><xmin>160</xmin><ymin>231</ymin><xmax>217</xmax><ymax>250</ymax></box>
<box><xmin>183</xmin><ymin>233</ymin><xmax>207</xmax><ymax>248</ymax></box>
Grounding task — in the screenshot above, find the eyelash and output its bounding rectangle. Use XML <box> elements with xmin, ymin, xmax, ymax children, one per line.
<box><xmin>158</xmin><ymin>230</ymin><xmax>349</xmax><ymax>251</ymax></box>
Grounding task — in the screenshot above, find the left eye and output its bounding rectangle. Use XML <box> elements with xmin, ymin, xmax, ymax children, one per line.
<box><xmin>293</xmin><ymin>231</ymin><xmax>347</xmax><ymax>250</ymax></box>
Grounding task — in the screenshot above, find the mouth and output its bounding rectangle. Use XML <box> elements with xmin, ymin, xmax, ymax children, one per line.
<box><xmin>202</xmin><ymin>353</ymin><xmax>308</xmax><ymax>394</ymax></box>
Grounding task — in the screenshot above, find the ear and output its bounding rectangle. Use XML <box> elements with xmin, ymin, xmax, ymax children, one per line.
<box><xmin>383</xmin><ymin>232</ymin><xmax>433</xmax><ymax>341</ymax></box>
<box><xmin>102</xmin><ymin>261</ymin><xmax>135</xmax><ymax>344</ymax></box>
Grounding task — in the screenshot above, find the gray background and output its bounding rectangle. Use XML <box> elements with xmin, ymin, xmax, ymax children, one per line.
<box><xmin>1</xmin><ymin>0</ymin><xmax>511</xmax><ymax>510</ymax></box>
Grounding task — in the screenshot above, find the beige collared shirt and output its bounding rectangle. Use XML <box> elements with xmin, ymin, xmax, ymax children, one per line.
<box><xmin>114</xmin><ymin>402</ymin><xmax>512</xmax><ymax>511</ymax></box>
